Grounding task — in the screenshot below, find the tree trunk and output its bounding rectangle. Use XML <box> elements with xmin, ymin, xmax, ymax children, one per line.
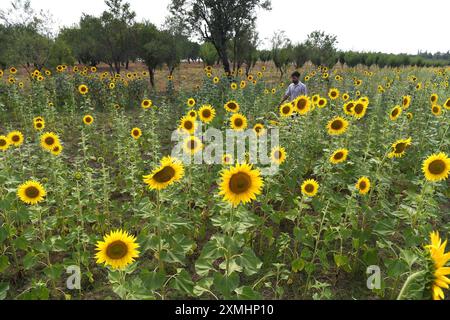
<box><xmin>148</xmin><ymin>67</ymin><xmax>155</xmax><ymax>88</ymax></box>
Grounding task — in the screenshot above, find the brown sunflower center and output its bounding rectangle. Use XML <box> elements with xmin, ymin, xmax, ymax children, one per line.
<box><xmin>282</xmin><ymin>106</ymin><xmax>291</xmax><ymax>114</ymax></box>
<box><xmin>36</xmin><ymin>122</ymin><xmax>43</xmax><ymax>128</ymax></box>
<box><xmin>394</xmin><ymin>143</ymin><xmax>406</xmax><ymax>153</ymax></box>
<box><xmin>184</xmin><ymin>121</ymin><xmax>193</xmax><ymax>130</ymax></box>
<box><xmin>331</xmin><ymin>120</ymin><xmax>343</xmax><ymax>130</ymax></box>
<box><xmin>234</xmin><ymin>118</ymin><xmax>243</xmax><ymax>127</ymax></box>
<box><xmin>25</xmin><ymin>186</ymin><xmax>40</xmax><ymax>198</ymax></box>
<box><xmin>202</xmin><ymin>110</ymin><xmax>211</xmax><ymax>118</ymax></box>
<box><xmin>392</xmin><ymin>109</ymin><xmax>399</xmax><ymax>117</ymax></box>
<box><xmin>106</xmin><ymin>241</ymin><xmax>128</xmax><ymax>259</ymax></box>
<box><xmin>318</xmin><ymin>99</ymin><xmax>325</xmax><ymax>106</ymax></box>
<box><xmin>45</xmin><ymin>137</ymin><xmax>55</xmax><ymax>146</ymax></box>
<box><xmin>334</xmin><ymin>152</ymin><xmax>344</xmax><ymax>160</ymax></box>
<box><xmin>354</xmin><ymin>104</ymin><xmax>364</xmax><ymax>114</ymax></box>
<box><xmin>133</xmin><ymin>130</ymin><xmax>140</xmax><ymax>136</ymax></box>
<box><xmin>189</xmin><ymin>140</ymin><xmax>197</xmax><ymax>150</ymax></box>
<box><xmin>359</xmin><ymin>181</ymin><xmax>367</xmax><ymax>190</ymax></box>
<box><xmin>85</xmin><ymin>117</ymin><xmax>92</xmax><ymax>123</ymax></box>
<box><xmin>305</xmin><ymin>184</ymin><xmax>314</xmax><ymax>193</ymax></box>
<box><xmin>297</xmin><ymin>99</ymin><xmax>307</xmax><ymax>110</ymax></box>
<box><xmin>432</xmin><ymin>106</ymin><xmax>439</xmax><ymax>113</ymax></box>
<box><xmin>331</xmin><ymin>91</ymin><xmax>337</xmax><ymax>97</ymax></box>
<box><xmin>428</xmin><ymin>160</ymin><xmax>445</xmax><ymax>175</ymax></box>
<box><xmin>153</xmin><ymin>166</ymin><xmax>175</xmax><ymax>183</ymax></box>
<box><xmin>0</xmin><ymin>139</ymin><xmax>7</xmax><ymax>146</ymax></box>
<box><xmin>255</xmin><ymin>126</ymin><xmax>262</xmax><ymax>133</ymax></box>
<box><xmin>228</xmin><ymin>102</ymin><xmax>237</xmax><ymax>110</ymax></box>
<box><xmin>229</xmin><ymin>172</ymin><xmax>252</xmax><ymax>194</ymax></box>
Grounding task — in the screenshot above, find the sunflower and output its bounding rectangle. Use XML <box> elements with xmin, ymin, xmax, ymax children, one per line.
<box><xmin>141</xmin><ymin>99</ymin><xmax>152</xmax><ymax>109</ymax></box>
<box><xmin>51</xmin><ymin>144</ymin><xmax>63</xmax><ymax>156</ymax></box>
<box><xmin>187</xmin><ymin>98</ymin><xmax>196</xmax><ymax>108</ymax></box>
<box><xmin>402</xmin><ymin>95</ymin><xmax>411</xmax><ymax>109</ymax></box>
<box><xmin>0</xmin><ymin>135</ymin><xmax>10</xmax><ymax>151</ymax></box>
<box><xmin>422</xmin><ymin>153</ymin><xmax>450</xmax><ymax>182</ymax></box>
<box><xmin>213</xmin><ymin>77</ymin><xmax>220</xmax><ymax>84</ymax></box>
<box><xmin>17</xmin><ymin>180</ymin><xmax>46</xmax><ymax>205</ymax></box>
<box><xmin>179</xmin><ymin>116</ymin><xmax>197</xmax><ymax>135</ymax></box>
<box><xmin>444</xmin><ymin>98</ymin><xmax>450</xmax><ymax>110</ymax></box>
<box><xmin>301</xmin><ymin>179</ymin><xmax>319</xmax><ymax>197</ymax></box>
<box><xmin>131</xmin><ymin>128</ymin><xmax>142</xmax><ymax>140</ymax></box>
<box><xmin>317</xmin><ymin>97</ymin><xmax>327</xmax><ymax>109</ymax></box>
<box><xmin>343</xmin><ymin>101</ymin><xmax>355</xmax><ymax>116</ymax></box>
<box><xmin>241</xmin><ymin>81</ymin><xmax>247</xmax><ymax>89</ymax></box>
<box><xmin>7</xmin><ymin>131</ymin><xmax>24</xmax><ymax>147</ymax></box>
<box><xmin>294</xmin><ymin>95</ymin><xmax>311</xmax><ymax>115</ymax></box>
<box><xmin>388</xmin><ymin>137</ymin><xmax>412</xmax><ymax>158</ymax></box>
<box><xmin>109</xmin><ymin>82</ymin><xmax>115</xmax><ymax>90</ymax></box>
<box><xmin>83</xmin><ymin>115</ymin><xmax>94</xmax><ymax>125</ymax></box>
<box><xmin>222</xmin><ymin>154</ymin><xmax>233</xmax><ymax>165</ymax></box>
<box><xmin>143</xmin><ymin>156</ymin><xmax>185</xmax><ymax>190</ymax></box>
<box><xmin>280</xmin><ymin>103</ymin><xmax>294</xmax><ymax>117</ymax></box>
<box><xmin>34</xmin><ymin>121</ymin><xmax>45</xmax><ymax>131</ymax></box>
<box><xmin>271</xmin><ymin>146</ymin><xmax>287</xmax><ymax>165</ymax></box>
<box><xmin>312</xmin><ymin>94</ymin><xmax>320</xmax><ymax>105</ymax></box>
<box><xmin>431</xmin><ymin>104</ymin><xmax>442</xmax><ymax>116</ymax></box>
<box><xmin>353</xmin><ymin>101</ymin><xmax>368</xmax><ymax>119</ymax></box>
<box><xmin>425</xmin><ymin>231</ymin><xmax>450</xmax><ymax>300</ymax></box>
<box><xmin>253</xmin><ymin>123</ymin><xmax>265</xmax><ymax>136</ymax></box>
<box><xmin>327</xmin><ymin>117</ymin><xmax>349</xmax><ymax>135</ymax></box>
<box><xmin>9</xmin><ymin>67</ymin><xmax>17</xmax><ymax>74</ymax></box>
<box><xmin>78</xmin><ymin>84</ymin><xmax>88</xmax><ymax>95</ymax></box>
<box><xmin>356</xmin><ymin>177</ymin><xmax>371</xmax><ymax>195</ymax></box>
<box><xmin>224</xmin><ymin>100</ymin><xmax>240</xmax><ymax>113</ymax></box>
<box><xmin>40</xmin><ymin>132</ymin><xmax>60</xmax><ymax>151</ymax></box>
<box><xmin>231</xmin><ymin>82</ymin><xmax>238</xmax><ymax>90</ymax></box>
<box><xmin>430</xmin><ymin>94</ymin><xmax>439</xmax><ymax>104</ymax></box>
<box><xmin>219</xmin><ymin>163</ymin><xmax>263</xmax><ymax>206</ymax></box>
<box><xmin>330</xmin><ymin>149</ymin><xmax>348</xmax><ymax>164</ymax></box>
<box><xmin>389</xmin><ymin>105</ymin><xmax>403</xmax><ymax>121</ymax></box>
<box><xmin>342</xmin><ymin>93</ymin><xmax>350</xmax><ymax>101</ymax></box>
<box><xmin>183</xmin><ymin>136</ymin><xmax>203</xmax><ymax>155</ymax></box>
<box><xmin>95</xmin><ymin>230</ymin><xmax>140</xmax><ymax>270</ymax></box>
<box><xmin>198</xmin><ymin>105</ymin><xmax>216</xmax><ymax>123</ymax></box>
<box><xmin>328</xmin><ymin>88</ymin><xmax>340</xmax><ymax>100</ymax></box>
<box><xmin>230</xmin><ymin>113</ymin><xmax>248</xmax><ymax>131</ymax></box>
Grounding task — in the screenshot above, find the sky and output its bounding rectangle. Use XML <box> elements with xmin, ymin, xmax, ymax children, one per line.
<box><xmin>3</xmin><ymin>0</ymin><xmax>449</xmax><ymax>54</ymax></box>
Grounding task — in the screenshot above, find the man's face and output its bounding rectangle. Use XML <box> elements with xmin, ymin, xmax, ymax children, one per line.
<box><xmin>292</xmin><ymin>76</ymin><xmax>299</xmax><ymax>84</ymax></box>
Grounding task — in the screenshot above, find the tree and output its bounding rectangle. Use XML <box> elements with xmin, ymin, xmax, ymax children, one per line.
<box><xmin>292</xmin><ymin>43</ymin><xmax>309</xmax><ymax>69</ymax></box>
<box><xmin>168</xmin><ymin>0</ymin><xmax>271</xmax><ymax>75</ymax></box>
<box><xmin>199</xmin><ymin>42</ymin><xmax>218</xmax><ymax>66</ymax></box>
<box><xmin>271</xmin><ymin>31</ymin><xmax>292</xmax><ymax>79</ymax></box>
<box><xmin>304</xmin><ymin>30</ymin><xmax>338</xmax><ymax>68</ymax></box>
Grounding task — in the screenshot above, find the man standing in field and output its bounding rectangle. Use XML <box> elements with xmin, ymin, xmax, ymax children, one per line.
<box><xmin>279</xmin><ymin>71</ymin><xmax>308</xmax><ymax>105</ymax></box>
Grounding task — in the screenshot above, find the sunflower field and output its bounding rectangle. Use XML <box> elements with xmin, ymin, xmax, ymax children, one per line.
<box><xmin>0</xmin><ymin>63</ymin><xmax>449</xmax><ymax>301</ymax></box>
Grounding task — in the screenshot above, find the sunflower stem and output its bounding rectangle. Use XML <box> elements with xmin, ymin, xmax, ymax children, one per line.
<box><xmin>396</xmin><ymin>270</ymin><xmax>426</xmax><ymax>300</ymax></box>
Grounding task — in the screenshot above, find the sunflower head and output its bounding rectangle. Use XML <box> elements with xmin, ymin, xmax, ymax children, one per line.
<box><xmin>83</xmin><ymin>115</ymin><xmax>94</xmax><ymax>125</ymax></box>
<box><xmin>253</xmin><ymin>123</ymin><xmax>265</xmax><ymax>137</ymax></box>
<box><xmin>330</xmin><ymin>149</ymin><xmax>348</xmax><ymax>164</ymax></box>
<box><xmin>280</xmin><ymin>103</ymin><xmax>294</xmax><ymax>117</ymax></box>
<box><xmin>219</xmin><ymin>163</ymin><xmax>263</xmax><ymax>206</ymax></box>
<box><xmin>187</xmin><ymin>98</ymin><xmax>196</xmax><ymax>108</ymax></box>
<box><xmin>222</xmin><ymin>154</ymin><xmax>233</xmax><ymax>165</ymax></box>
<box><xmin>7</xmin><ymin>131</ymin><xmax>24</xmax><ymax>147</ymax></box>
<box><xmin>51</xmin><ymin>144</ymin><xmax>63</xmax><ymax>156</ymax></box>
<box><xmin>271</xmin><ymin>146</ymin><xmax>287</xmax><ymax>165</ymax></box>
<box><xmin>328</xmin><ymin>88</ymin><xmax>340</xmax><ymax>100</ymax></box>
<box><xmin>183</xmin><ymin>136</ymin><xmax>203</xmax><ymax>155</ymax></box>
<box><xmin>388</xmin><ymin>138</ymin><xmax>412</xmax><ymax>159</ymax></box>
<box><xmin>317</xmin><ymin>97</ymin><xmax>327</xmax><ymax>109</ymax></box>
<box><xmin>143</xmin><ymin>156</ymin><xmax>185</xmax><ymax>190</ymax></box>
<box><xmin>78</xmin><ymin>84</ymin><xmax>88</xmax><ymax>95</ymax></box>
<box><xmin>198</xmin><ymin>105</ymin><xmax>216</xmax><ymax>124</ymax></box>
<box><xmin>131</xmin><ymin>128</ymin><xmax>142</xmax><ymax>140</ymax></box>
<box><xmin>431</xmin><ymin>104</ymin><xmax>442</xmax><ymax>116</ymax></box>
<box><xmin>301</xmin><ymin>179</ymin><xmax>319</xmax><ymax>197</ymax></box>
<box><xmin>179</xmin><ymin>116</ymin><xmax>197</xmax><ymax>135</ymax></box>
<box><xmin>95</xmin><ymin>230</ymin><xmax>140</xmax><ymax>270</ymax></box>
<box><xmin>230</xmin><ymin>113</ymin><xmax>248</xmax><ymax>131</ymax></box>
<box><xmin>402</xmin><ymin>95</ymin><xmax>411</xmax><ymax>109</ymax></box>
<box><xmin>356</xmin><ymin>177</ymin><xmax>371</xmax><ymax>195</ymax></box>
<box><xmin>343</xmin><ymin>101</ymin><xmax>355</xmax><ymax>116</ymax></box>
<box><xmin>294</xmin><ymin>95</ymin><xmax>311</xmax><ymax>115</ymax></box>
<box><xmin>424</xmin><ymin>231</ymin><xmax>450</xmax><ymax>300</ymax></box>
<box><xmin>430</xmin><ymin>94</ymin><xmax>438</xmax><ymax>104</ymax></box>
<box><xmin>0</xmin><ymin>135</ymin><xmax>10</xmax><ymax>151</ymax></box>
<box><xmin>422</xmin><ymin>153</ymin><xmax>450</xmax><ymax>182</ymax></box>
<box><xmin>225</xmin><ymin>100</ymin><xmax>240</xmax><ymax>113</ymax></box>
<box><xmin>327</xmin><ymin>116</ymin><xmax>349</xmax><ymax>135</ymax></box>
<box><xmin>141</xmin><ymin>99</ymin><xmax>152</xmax><ymax>109</ymax></box>
<box><xmin>389</xmin><ymin>106</ymin><xmax>402</xmax><ymax>121</ymax></box>
<box><xmin>17</xmin><ymin>180</ymin><xmax>46</xmax><ymax>205</ymax></box>
<box><xmin>40</xmin><ymin>132</ymin><xmax>60</xmax><ymax>151</ymax></box>
<box><xmin>444</xmin><ymin>98</ymin><xmax>450</xmax><ymax>110</ymax></box>
<box><xmin>353</xmin><ymin>101</ymin><xmax>368</xmax><ymax>119</ymax></box>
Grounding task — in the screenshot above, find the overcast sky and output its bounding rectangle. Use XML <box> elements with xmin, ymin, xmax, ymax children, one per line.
<box><xmin>4</xmin><ymin>0</ymin><xmax>449</xmax><ymax>54</ymax></box>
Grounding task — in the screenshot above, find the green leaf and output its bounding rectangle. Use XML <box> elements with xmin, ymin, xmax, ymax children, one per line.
<box><xmin>236</xmin><ymin>248</ymin><xmax>262</xmax><ymax>276</ymax></box>
<box><xmin>333</xmin><ymin>254</ymin><xmax>351</xmax><ymax>272</ymax></box>
<box><xmin>235</xmin><ymin>286</ymin><xmax>262</xmax><ymax>300</ymax></box>
<box><xmin>0</xmin><ymin>282</ymin><xmax>9</xmax><ymax>300</ymax></box>
<box><xmin>213</xmin><ymin>272</ymin><xmax>239</xmax><ymax>299</ymax></box>
<box><xmin>291</xmin><ymin>258</ymin><xmax>305</xmax><ymax>273</ymax></box>
<box><xmin>140</xmin><ymin>269</ymin><xmax>166</xmax><ymax>291</ymax></box>
<box><xmin>23</xmin><ymin>252</ymin><xmax>38</xmax><ymax>270</ymax></box>
<box><xmin>0</xmin><ymin>256</ymin><xmax>10</xmax><ymax>273</ymax></box>
<box><xmin>0</xmin><ymin>226</ymin><xmax>8</xmax><ymax>244</ymax></box>
<box><xmin>170</xmin><ymin>269</ymin><xmax>194</xmax><ymax>296</ymax></box>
